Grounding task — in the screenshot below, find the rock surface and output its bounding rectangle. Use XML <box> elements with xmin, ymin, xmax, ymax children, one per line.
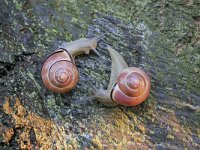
<box><xmin>0</xmin><ymin>0</ymin><xmax>199</xmax><ymax>149</ymax></box>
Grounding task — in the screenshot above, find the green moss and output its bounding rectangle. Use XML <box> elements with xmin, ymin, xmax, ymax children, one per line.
<box><xmin>167</xmin><ymin>134</ymin><xmax>175</xmax><ymax>140</ymax></box>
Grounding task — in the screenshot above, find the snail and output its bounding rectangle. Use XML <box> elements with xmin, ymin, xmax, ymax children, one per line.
<box><xmin>41</xmin><ymin>37</ymin><xmax>99</xmax><ymax>93</ymax></box>
<box><xmin>90</xmin><ymin>46</ymin><xmax>150</xmax><ymax>106</ymax></box>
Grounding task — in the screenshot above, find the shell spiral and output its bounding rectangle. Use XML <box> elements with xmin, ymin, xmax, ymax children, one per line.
<box><xmin>41</xmin><ymin>49</ymin><xmax>79</xmax><ymax>93</ymax></box>
<box><xmin>111</xmin><ymin>67</ymin><xmax>150</xmax><ymax>106</ymax></box>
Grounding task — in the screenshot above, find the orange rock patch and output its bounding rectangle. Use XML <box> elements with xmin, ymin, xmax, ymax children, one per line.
<box><xmin>0</xmin><ymin>97</ymin><xmax>68</xmax><ymax>149</ymax></box>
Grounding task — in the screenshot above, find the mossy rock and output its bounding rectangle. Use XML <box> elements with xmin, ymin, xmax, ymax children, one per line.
<box><xmin>0</xmin><ymin>0</ymin><xmax>199</xmax><ymax>149</ymax></box>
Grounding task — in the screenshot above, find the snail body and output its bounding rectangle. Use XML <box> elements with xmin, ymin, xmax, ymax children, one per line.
<box><xmin>41</xmin><ymin>37</ymin><xmax>98</xmax><ymax>93</ymax></box>
<box><xmin>92</xmin><ymin>46</ymin><xmax>150</xmax><ymax>106</ymax></box>
<box><xmin>59</xmin><ymin>37</ymin><xmax>99</xmax><ymax>57</ymax></box>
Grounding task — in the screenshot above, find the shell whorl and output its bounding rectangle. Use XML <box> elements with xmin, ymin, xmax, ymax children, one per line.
<box><xmin>41</xmin><ymin>49</ymin><xmax>79</xmax><ymax>93</ymax></box>
<box><xmin>111</xmin><ymin>67</ymin><xmax>150</xmax><ymax>106</ymax></box>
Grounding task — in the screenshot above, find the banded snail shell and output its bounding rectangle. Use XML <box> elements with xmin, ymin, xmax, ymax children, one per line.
<box><xmin>111</xmin><ymin>67</ymin><xmax>150</xmax><ymax>106</ymax></box>
<box><xmin>41</xmin><ymin>49</ymin><xmax>79</xmax><ymax>93</ymax></box>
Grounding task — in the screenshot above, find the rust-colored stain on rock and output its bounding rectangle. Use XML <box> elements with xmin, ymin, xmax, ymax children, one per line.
<box><xmin>1</xmin><ymin>97</ymin><xmax>67</xmax><ymax>149</ymax></box>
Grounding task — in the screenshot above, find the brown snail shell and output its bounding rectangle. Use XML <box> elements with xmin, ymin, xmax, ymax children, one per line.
<box><xmin>91</xmin><ymin>46</ymin><xmax>151</xmax><ymax>106</ymax></box>
<box><xmin>41</xmin><ymin>49</ymin><xmax>79</xmax><ymax>93</ymax></box>
<box><xmin>111</xmin><ymin>67</ymin><xmax>150</xmax><ymax>106</ymax></box>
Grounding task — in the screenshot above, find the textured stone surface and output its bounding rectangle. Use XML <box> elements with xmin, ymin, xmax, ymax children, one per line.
<box><xmin>0</xmin><ymin>0</ymin><xmax>200</xmax><ymax>149</ymax></box>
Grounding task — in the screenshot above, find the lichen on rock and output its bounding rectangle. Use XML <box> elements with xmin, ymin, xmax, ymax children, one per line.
<box><xmin>1</xmin><ymin>97</ymin><xmax>68</xmax><ymax>149</ymax></box>
<box><xmin>0</xmin><ymin>0</ymin><xmax>200</xmax><ymax>149</ymax></box>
